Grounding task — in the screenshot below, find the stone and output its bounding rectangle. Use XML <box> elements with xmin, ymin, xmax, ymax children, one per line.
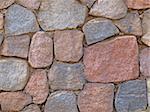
<box><xmin>24</xmin><ymin>69</ymin><xmax>49</xmax><ymax>104</ymax></box>
<box><xmin>0</xmin><ymin>13</ymin><xmax>3</xmax><ymax>29</ymax></box>
<box><xmin>80</xmin><ymin>0</ymin><xmax>96</xmax><ymax>8</ymax></box>
<box><xmin>48</xmin><ymin>62</ymin><xmax>85</xmax><ymax>90</ymax></box>
<box><xmin>1</xmin><ymin>35</ymin><xmax>30</xmax><ymax>58</ymax></box>
<box><xmin>16</xmin><ymin>0</ymin><xmax>41</xmax><ymax>10</ymax></box>
<box><xmin>0</xmin><ymin>92</ymin><xmax>32</xmax><ymax>112</ymax></box>
<box><xmin>5</xmin><ymin>4</ymin><xmax>39</xmax><ymax>36</ymax></box>
<box><xmin>89</xmin><ymin>0</ymin><xmax>127</xmax><ymax>19</ymax></box>
<box><xmin>44</xmin><ymin>91</ymin><xmax>78</xmax><ymax>112</ymax></box>
<box><xmin>142</xmin><ymin>33</ymin><xmax>150</xmax><ymax>46</ymax></box>
<box><xmin>147</xmin><ymin>79</ymin><xmax>150</xmax><ymax>107</ymax></box>
<box><xmin>21</xmin><ymin>104</ymin><xmax>41</xmax><ymax>112</ymax></box>
<box><xmin>0</xmin><ymin>32</ymin><xmax>3</xmax><ymax>46</ymax></box>
<box><xmin>83</xmin><ymin>18</ymin><xmax>119</xmax><ymax>45</ymax></box>
<box><xmin>38</xmin><ymin>0</ymin><xmax>87</xmax><ymax>31</ymax></box>
<box><xmin>28</xmin><ymin>31</ymin><xmax>53</xmax><ymax>68</ymax></box>
<box><xmin>78</xmin><ymin>83</ymin><xmax>114</xmax><ymax>112</ymax></box>
<box><xmin>115</xmin><ymin>80</ymin><xmax>147</xmax><ymax>112</ymax></box>
<box><xmin>54</xmin><ymin>30</ymin><xmax>83</xmax><ymax>62</ymax></box>
<box><xmin>83</xmin><ymin>36</ymin><xmax>139</xmax><ymax>83</ymax></box>
<box><xmin>140</xmin><ymin>48</ymin><xmax>150</xmax><ymax>77</ymax></box>
<box><xmin>0</xmin><ymin>0</ymin><xmax>15</xmax><ymax>9</ymax></box>
<box><xmin>114</xmin><ymin>11</ymin><xmax>142</xmax><ymax>36</ymax></box>
<box><xmin>0</xmin><ymin>58</ymin><xmax>29</xmax><ymax>91</ymax></box>
<box><xmin>124</xmin><ymin>0</ymin><xmax>150</xmax><ymax>9</ymax></box>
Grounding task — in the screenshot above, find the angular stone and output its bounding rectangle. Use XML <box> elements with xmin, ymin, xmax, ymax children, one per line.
<box><xmin>16</xmin><ymin>0</ymin><xmax>41</xmax><ymax>10</ymax></box>
<box><xmin>48</xmin><ymin>62</ymin><xmax>85</xmax><ymax>90</ymax></box>
<box><xmin>28</xmin><ymin>31</ymin><xmax>53</xmax><ymax>68</ymax></box>
<box><xmin>83</xmin><ymin>18</ymin><xmax>119</xmax><ymax>45</ymax></box>
<box><xmin>24</xmin><ymin>69</ymin><xmax>49</xmax><ymax>104</ymax></box>
<box><xmin>0</xmin><ymin>0</ymin><xmax>15</xmax><ymax>9</ymax></box>
<box><xmin>89</xmin><ymin>0</ymin><xmax>127</xmax><ymax>19</ymax></box>
<box><xmin>54</xmin><ymin>30</ymin><xmax>83</xmax><ymax>62</ymax></box>
<box><xmin>124</xmin><ymin>0</ymin><xmax>150</xmax><ymax>9</ymax></box>
<box><xmin>5</xmin><ymin>4</ymin><xmax>39</xmax><ymax>36</ymax></box>
<box><xmin>38</xmin><ymin>0</ymin><xmax>87</xmax><ymax>31</ymax></box>
<box><xmin>45</xmin><ymin>91</ymin><xmax>78</xmax><ymax>112</ymax></box>
<box><xmin>140</xmin><ymin>48</ymin><xmax>150</xmax><ymax>77</ymax></box>
<box><xmin>21</xmin><ymin>104</ymin><xmax>41</xmax><ymax>112</ymax></box>
<box><xmin>78</xmin><ymin>83</ymin><xmax>114</xmax><ymax>112</ymax></box>
<box><xmin>114</xmin><ymin>11</ymin><xmax>142</xmax><ymax>36</ymax></box>
<box><xmin>0</xmin><ymin>92</ymin><xmax>32</xmax><ymax>112</ymax></box>
<box><xmin>0</xmin><ymin>13</ymin><xmax>3</xmax><ymax>29</ymax></box>
<box><xmin>83</xmin><ymin>36</ymin><xmax>139</xmax><ymax>83</ymax></box>
<box><xmin>0</xmin><ymin>58</ymin><xmax>29</xmax><ymax>91</ymax></box>
<box><xmin>1</xmin><ymin>35</ymin><xmax>30</xmax><ymax>58</ymax></box>
<box><xmin>80</xmin><ymin>0</ymin><xmax>96</xmax><ymax>8</ymax></box>
<box><xmin>115</xmin><ymin>80</ymin><xmax>147</xmax><ymax>112</ymax></box>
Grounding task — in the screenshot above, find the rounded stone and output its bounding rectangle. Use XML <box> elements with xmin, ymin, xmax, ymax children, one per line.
<box><xmin>21</xmin><ymin>104</ymin><xmax>41</xmax><ymax>112</ymax></box>
<box><xmin>0</xmin><ymin>0</ymin><xmax>15</xmax><ymax>9</ymax></box>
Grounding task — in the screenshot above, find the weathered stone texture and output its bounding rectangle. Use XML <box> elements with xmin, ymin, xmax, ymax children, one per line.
<box><xmin>0</xmin><ymin>0</ymin><xmax>15</xmax><ymax>9</ymax></box>
<box><xmin>21</xmin><ymin>104</ymin><xmax>41</xmax><ymax>112</ymax></box>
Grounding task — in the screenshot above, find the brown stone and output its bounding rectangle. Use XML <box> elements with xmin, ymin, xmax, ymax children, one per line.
<box><xmin>0</xmin><ymin>92</ymin><xmax>32</xmax><ymax>112</ymax></box>
<box><xmin>80</xmin><ymin>0</ymin><xmax>96</xmax><ymax>8</ymax></box>
<box><xmin>1</xmin><ymin>35</ymin><xmax>30</xmax><ymax>58</ymax></box>
<box><xmin>21</xmin><ymin>104</ymin><xmax>41</xmax><ymax>112</ymax></box>
<box><xmin>54</xmin><ymin>30</ymin><xmax>83</xmax><ymax>62</ymax></box>
<box><xmin>0</xmin><ymin>13</ymin><xmax>3</xmax><ymax>29</ymax></box>
<box><xmin>24</xmin><ymin>69</ymin><xmax>49</xmax><ymax>104</ymax></box>
<box><xmin>28</xmin><ymin>31</ymin><xmax>53</xmax><ymax>68</ymax></box>
<box><xmin>0</xmin><ymin>0</ymin><xmax>15</xmax><ymax>9</ymax></box>
<box><xmin>83</xmin><ymin>36</ymin><xmax>139</xmax><ymax>83</ymax></box>
<box><xmin>78</xmin><ymin>83</ymin><xmax>114</xmax><ymax>112</ymax></box>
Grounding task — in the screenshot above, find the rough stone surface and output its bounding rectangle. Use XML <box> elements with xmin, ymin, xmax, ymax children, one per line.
<box><xmin>0</xmin><ymin>0</ymin><xmax>15</xmax><ymax>9</ymax></box>
<box><xmin>1</xmin><ymin>35</ymin><xmax>30</xmax><ymax>58</ymax></box>
<box><xmin>80</xmin><ymin>0</ymin><xmax>96</xmax><ymax>8</ymax></box>
<box><xmin>83</xmin><ymin>36</ymin><xmax>139</xmax><ymax>83</ymax></box>
<box><xmin>0</xmin><ymin>58</ymin><xmax>29</xmax><ymax>91</ymax></box>
<box><xmin>0</xmin><ymin>32</ymin><xmax>3</xmax><ymax>46</ymax></box>
<box><xmin>21</xmin><ymin>104</ymin><xmax>41</xmax><ymax>112</ymax></box>
<box><xmin>78</xmin><ymin>83</ymin><xmax>114</xmax><ymax>112</ymax></box>
<box><xmin>24</xmin><ymin>69</ymin><xmax>49</xmax><ymax>104</ymax></box>
<box><xmin>114</xmin><ymin>11</ymin><xmax>142</xmax><ymax>36</ymax></box>
<box><xmin>115</xmin><ymin>80</ymin><xmax>147</xmax><ymax>112</ymax></box>
<box><xmin>124</xmin><ymin>0</ymin><xmax>150</xmax><ymax>9</ymax></box>
<box><xmin>28</xmin><ymin>31</ymin><xmax>53</xmax><ymax>68</ymax></box>
<box><xmin>5</xmin><ymin>4</ymin><xmax>39</xmax><ymax>36</ymax></box>
<box><xmin>44</xmin><ymin>91</ymin><xmax>78</xmax><ymax>112</ymax></box>
<box><xmin>89</xmin><ymin>0</ymin><xmax>127</xmax><ymax>19</ymax></box>
<box><xmin>140</xmin><ymin>48</ymin><xmax>150</xmax><ymax>77</ymax></box>
<box><xmin>48</xmin><ymin>62</ymin><xmax>85</xmax><ymax>90</ymax></box>
<box><xmin>83</xmin><ymin>18</ymin><xmax>119</xmax><ymax>45</ymax></box>
<box><xmin>54</xmin><ymin>30</ymin><xmax>83</xmax><ymax>62</ymax></box>
<box><xmin>38</xmin><ymin>0</ymin><xmax>87</xmax><ymax>31</ymax></box>
<box><xmin>0</xmin><ymin>92</ymin><xmax>32</xmax><ymax>112</ymax></box>
<box><xmin>0</xmin><ymin>13</ymin><xmax>3</xmax><ymax>29</ymax></box>
<box><xmin>147</xmin><ymin>79</ymin><xmax>150</xmax><ymax>107</ymax></box>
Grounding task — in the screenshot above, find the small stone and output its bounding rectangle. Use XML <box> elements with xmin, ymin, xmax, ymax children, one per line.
<box><xmin>80</xmin><ymin>0</ymin><xmax>96</xmax><ymax>8</ymax></box>
<box><xmin>83</xmin><ymin>36</ymin><xmax>139</xmax><ymax>83</ymax></box>
<box><xmin>115</xmin><ymin>80</ymin><xmax>147</xmax><ymax>112</ymax></box>
<box><xmin>0</xmin><ymin>13</ymin><xmax>3</xmax><ymax>29</ymax></box>
<box><xmin>21</xmin><ymin>104</ymin><xmax>41</xmax><ymax>112</ymax></box>
<box><xmin>5</xmin><ymin>4</ymin><xmax>39</xmax><ymax>36</ymax></box>
<box><xmin>0</xmin><ymin>0</ymin><xmax>15</xmax><ymax>9</ymax></box>
<box><xmin>89</xmin><ymin>0</ymin><xmax>127</xmax><ymax>19</ymax></box>
<box><xmin>54</xmin><ymin>30</ymin><xmax>83</xmax><ymax>62</ymax></box>
<box><xmin>24</xmin><ymin>69</ymin><xmax>49</xmax><ymax>104</ymax></box>
<box><xmin>16</xmin><ymin>0</ymin><xmax>41</xmax><ymax>10</ymax></box>
<box><xmin>78</xmin><ymin>83</ymin><xmax>114</xmax><ymax>112</ymax></box>
<box><xmin>48</xmin><ymin>62</ymin><xmax>85</xmax><ymax>90</ymax></box>
<box><xmin>1</xmin><ymin>35</ymin><xmax>30</xmax><ymax>58</ymax></box>
<box><xmin>38</xmin><ymin>0</ymin><xmax>87</xmax><ymax>31</ymax></box>
<box><xmin>28</xmin><ymin>31</ymin><xmax>53</xmax><ymax>68</ymax></box>
<box><xmin>114</xmin><ymin>11</ymin><xmax>142</xmax><ymax>36</ymax></box>
<box><xmin>0</xmin><ymin>32</ymin><xmax>3</xmax><ymax>46</ymax></box>
<box><xmin>147</xmin><ymin>79</ymin><xmax>150</xmax><ymax>107</ymax></box>
<box><xmin>124</xmin><ymin>0</ymin><xmax>150</xmax><ymax>9</ymax></box>
<box><xmin>0</xmin><ymin>58</ymin><xmax>29</xmax><ymax>91</ymax></box>
<box><xmin>83</xmin><ymin>18</ymin><xmax>119</xmax><ymax>45</ymax></box>
<box><xmin>0</xmin><ymin>92</ymin><xmax>32</xmax><ymax>112</ymax></box>
<box><xmin>140</xmin><ymin>48</ymin><xmax>150</xmax><ymax>77</ymax></box>
<box><xmin>44</xmin><ymin>91</ymin><xmax>78</xmax><ymax>112</ymax></box>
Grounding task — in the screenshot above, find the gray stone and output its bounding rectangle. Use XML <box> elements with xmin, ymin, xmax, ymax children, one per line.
<box><xmin>21</xmin><ymin>104</ymin><xmax>41</xmax><ymax>112</ymax></box>
<box><xmin>37</xmin><ymin>0</ymin><xmax>87</xmax><ymax>31</ymax></box>
<box><xmin>5</xmin><ymin>4</ymin><xmax>39</xmax><ymax>36</ymax></box>
<box><xmin>115</xmin><ymin>80</ymin><xmax>147</xmax><ymax>112</ymax></box>
<box><xmin>0</xmin><ymin>32</ymin><xmax>3</xmax><ymax>46</ymax></box>
<box><xmin>0</xmin><ymin>58</ymin><xmax>29</xmax><ymax>91</ymax></box>
<box><xmin>80</xmin><ymin>0</ymin><xmax>96</xmax><ymax>8</ymax></box>
<box><xmin>48</xmin><ymin>62</ymin><xmax>85</xmax><ymax>90</ymax></box>
<box><xmin>0</xmin><ymin>0</ymin><xmax>15</xmax><ymax>9</ymax></box>
<box><xmin>83</xmin><ymin>18</ymin><xmax>119</xmax><ymax>45</ymax></box>
<box><xmin>44</xmin><ymin>91</ymin><xmax>78</xmax><ymax>112</ymax></box>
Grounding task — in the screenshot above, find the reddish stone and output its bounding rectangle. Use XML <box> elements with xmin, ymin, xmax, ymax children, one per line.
<box><xmin>78</xmin><ymin>83</ymin><xmax>114</xmax><ymax>112</ymax></box>
<box><xmin>24</xmin><ymin>69</ymin><xmax>49</xmax><ymax>104</ymax></box>
<box><xmin>54</xmin><ymin>30</ymin><xmax>83</xmax><ymax>62</ymax></box>
<box><xmin>0</xmin><ymin>92</ymin><xmax>32</xmax><ymax>112</ymax></box>
<box><xmin>83</xmin><ymin>36</ymin><xmax>139</xmax><ymax>83</ymax></box>
<box><xmin>28</xmin><ymin>31</ymin><xmax>53</xmax><ymax>68</ymax></box>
